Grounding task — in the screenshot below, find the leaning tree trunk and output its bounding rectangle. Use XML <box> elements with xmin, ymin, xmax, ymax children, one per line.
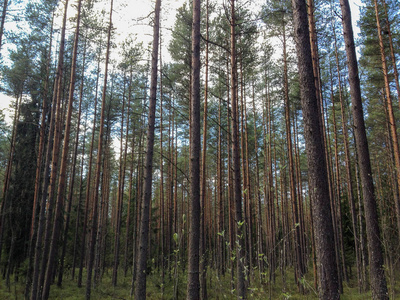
<box><xmin>339</xmin><ymin>0</ymin><xmax>389</xmax><ymax>299</ymax></box>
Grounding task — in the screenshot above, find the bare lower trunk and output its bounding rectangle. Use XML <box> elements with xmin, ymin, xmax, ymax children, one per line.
<box><xmin>230</xmin><ymin>1</ymin><xmax>245</xmax><ymax>298</ymax></box>
<box><xmin>85</xmin><ymin>1</ymin><xmax>113</xmax><ymax>298</ymax></box>
<box><xmin>339</xmin><ymin>0</ymin><xmax>389</xmax><ymax>298</ymax></box>
<box><xmin>187</xmin><ymin>1</ymin><xmax>201</xmax><ymax>298</ymax></box>
<box><xmin>291</xmin><ymin>0</ymin><xmax>339</xmax><ymax>298</ymax></box>
<box><xmin>134</xmin><ymin>1</ymin><xmax>161</xmax><ymax>298</ymax></box>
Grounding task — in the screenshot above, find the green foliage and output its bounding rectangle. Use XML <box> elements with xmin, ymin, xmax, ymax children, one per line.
<box><xmin>0</xmin><ymin>109</ymin><xmax>10</xmax><ymax>183</ymax></box>
<box><xmin>1</xmin><ymin>101</ymin><xmax>38</xmax><ymax>268</ymax></box>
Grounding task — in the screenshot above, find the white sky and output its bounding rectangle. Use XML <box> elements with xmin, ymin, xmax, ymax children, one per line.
<box><xmin>0</xmin><ymin>0</ymin><xmax>363</xmax><ymax>124</ymax></box>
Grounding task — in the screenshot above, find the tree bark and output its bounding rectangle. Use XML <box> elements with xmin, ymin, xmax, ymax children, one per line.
<box><xmin>187</xmin><ymin>0</ymin><xmax>201</xmax><ymax>298</ymax></box>
<box><xmin>283</xmin><ymin>20</ymin><xmax>304</xmax><ymax>287</ymax></box>
<box><xmin>373</xmin><ymin>0</ymin><xmax>400</xmax><ymax>238</ymax></box>
<box><xmin>381</xmin><ymin>0</ymin><xmax>400</xmax><ymax>109</ymax></box>
<box><xmin>0</xmin><ymin>0</ymin><xmax>9</xmax><ymax>54</ymax></box>
<box><xmin>77</xmin><ymin>39</ymin><xmax>102</xmax><ymax>289</ymax></box>
<box><xmin>200</xmin><ymin>1</ymin><xmax>209</xmax><ymax>297</ymax></box>
<box><xmin>85</xmin><ymin>0</ymin><xmax>113</xmax><ymax>298</ymax></box>
<box><xmin>42</xmin><ymin>1</ymin><xmax>82</xmax><ymax>297</ymax></box>
<box><xmin>339</xmin><ymin>0</ymin><xmax>389</xmax><ymax>298</ymax></box>
<box><xmin>230</xmin><ymin>1</ymin><xmax>245</xmax><ymax>298</ymax></box>
<box><xmin>30</xmin><ymin>0</ymin><xmax>68</xmax><ymax>297</ymax></box>
<box><xmin>134</xmin><ymin>0</ymin><xmax>161</xmax><ymax>298</ymax></box>
<box><xmin>25</xmin><ymin>15</ymin><xmax>54</xmax><ymax>297</ymax></box>
<box><xmin>291</xmin><ymin>0</ymin><xmax>339</xmax><ymax>298</ymax></box>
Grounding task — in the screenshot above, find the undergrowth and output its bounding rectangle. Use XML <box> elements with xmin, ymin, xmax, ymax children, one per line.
<box><xmin>0</xmin><ymin>266</ymin><xmax>398</xmax><ymax>299</ymax></box>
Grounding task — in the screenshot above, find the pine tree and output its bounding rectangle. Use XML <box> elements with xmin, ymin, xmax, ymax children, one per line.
<box><xmin>291</xmin><ymin>0</ymin><xmax>339</xmax><ymax>298</ymax></box>
<box><xmin>135</xmin><ymin>0</ymin><xmax>161</xmax><ymax>298</ymax></box>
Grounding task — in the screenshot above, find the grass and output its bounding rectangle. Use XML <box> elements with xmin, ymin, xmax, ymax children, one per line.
<box><xmin>0</xmin><ymin>266</ymin><xmax>398</xmax><ymax>299</ymax></box>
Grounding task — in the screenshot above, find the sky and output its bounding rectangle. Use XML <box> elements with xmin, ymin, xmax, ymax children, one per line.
<box><xmin>0</xmin><ymin>0</ymin><xmax>364</xmax><ymax>124</ymax></box>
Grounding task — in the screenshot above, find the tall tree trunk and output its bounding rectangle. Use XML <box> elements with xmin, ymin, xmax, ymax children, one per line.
<box><xmin>339</xmin><ymin>0</ymin><xmax>389</xmax><ymax>298</ymax></box>
<box><xmin>25</xmin><ymin>15</ymin><xmax>55</xmax><ymax>297</ymax></box>
<box><xmin>131</xmin><ymin>127</ymin><xmax>145</xmax><ymax>294</ymax></box>
<box><xmin>187</xmin><ymin>0</ymin><xmax>201</xmax><ymax>297</ymax></box>
<box><xmin>329</xmin><ymin>71</ymin><xmax>348</xmax><ymax>286</ymax></box>
<box><xmin>382</xmin><ymin>0</ymin><xmax>400</xmax><ymax>109</ymax></box>
<box><xmin>240</xmin><ymin>64</ymin><xmax>253</xmax><ymax>283</ymax></box>
<box><xmin>230</xmin><ymin>1</ymin><xmax>245</xmax><ymax>298</ymax></box>
<box><xmin>330</xmin><ymin>13</ymin><xmax>362</xmax><ymax>290</ymax></box>
<box><xmin>354</xmin><ymin>140</ymin><xmax>368</xmax><ymax>291</ymax></box>
<box><xmin>291</xmin><ymin>0</ymin><xmax>339</xmax><ymax>298</ymax></box>
<box><xmin>112</xmin><ymin>72</ymin><xmax>130</xmax><ymax>286</ymax></box>
<box><xmin>42</xmin><ymin>2</ymin><xmax>82</xmax><ymax>297</ymax></box>
<box><xmin>217</xmin><ymin>87</ymin><xmax>224</xmax><ymax>276</ymax></box>
<box><xmin>77</xmin><ymin>40</ymin><xmax>102</xmax><ymax>289</ymax></box>
<box><xmin>71</xmin><ymin>109</ymin><xmax>87</xmax><ymax>280</ymax></box>
<box><xmin>283</xmin><ymin>21</ymin><xmax>304</xmax><ymax>288</ymax></box>
<box><xmin>251</xmin><ymin>84</ymin><xmax>263</xmax><ymax>282</ymax></box>
<box><xmin>85</xmin><ymin>1</ymin><xmax>113</xmax><ymax>298</ymax></box>
<box><xmin>374</xmin><ymin>0</ymin><xmax>400</xmax><ymax>238</ymax></box>
<box><xmin>124</xmin><ymin>70</ymin><xmax>135</xmax><ymax>277</ymax></box>
<box><xmin>158</xmin><ymin>59</ymin><xmax>165</xmax><ymax>292</ymax></box>
<box><xmin>199</xmin><ymin>1</ymin><xmax>209</xmax><ymax>298</ymax></box>
<box><xmin>112</xmin><ymin>83</ymin><xmax>126</xmax><ymax>286</ymax></box>
<box><xmin>134</xmin><ymin>0</ymin><xmax>161</xmax><ymax>298</ymax></box>
<box><xmin>57</xmin><ymin>36</ymin><xmax>87</xmax><ymax>288</ymax></box>
<box><xmin>30</xmin><ymin>1</ymin><xmax>69</xmax><ymax>297</ymax></box>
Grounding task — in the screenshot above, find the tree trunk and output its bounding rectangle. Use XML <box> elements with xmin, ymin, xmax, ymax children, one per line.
<box><xmin>77</xmin><ymin>40</ymin><xmax>102</xmax><ymax>289</ymax></box>
<box><xmin>382</xmin><ymin>0</ymin><xmax>400</xmax><ymax>109</ymax></box>
<box><xmin>199</xmin><ymin>1</ymin><xmax>209</xmax><ymax>297</ymax></box>
<box><xmin>134</xmin><ymin>0</ymin><xmax>161</xmax><ymax>298</ymax></box>
<box><xmin>374</xmin><ymin>0</ymin><xmax>400</xmax><ymax>239</ymax></box>
<box><xmin>339</xmin><ymin>0</ymin><xmax>389</xmax><ymax>298</ymax></box>
<box><xmin>30</xmin><ymin>1</ymin><xmax>68</xmax><ymax>297</ymax></box>
<box><xmin>57</xmin><ymin>37</ymin><xmax>87</xmax><ymax>288</ymax></box>
<box><xmin>230</xmin><ymin>1</ymin><xmax>245</xmax><ymax>298</ymax></box>
<box><xmin>291</xmin><ymin>0</ymin><xmax>340</xmax><ymax>298</ymax></box>
<box><xmin>71</xmin><ymin>109</ymin><xmax>87</xmax><ymax>280</ymax></box>
<box><xmin>283</xmin><ymin>21</ymin><xmax>304</xmax><ymax>288</ymax></box>
<box><xmin>85</xmin><ymin>1</ymin><xmax>113</xmax><ymax>298</ymax></box>
<box><xmin>0</xmin><ymin>0</ymin><xmax>9</xmax><ymax>54</ymax></box>
<box><xmin>330</xmin><ymin>15</ymin><xmax>362</xmax><ymax>291</ymax></box>
<box><xmin>112</xmin><ymin>71</ymin><xmax>130</xmax><ymax>286</ymax></box>
<box><xmin>123</xmin><ymin>70</ymin><xmax>135</xmax><ymax>277</ymax></box>
<box><xmin>25</xmin><ymin>15</ymin><xmax>54</xmax><ymax>297</ymax></box>
<box><xmin>42</xmin><ymin>1</ymin><xmax>82</xmax><ymax>297</ymax></box>
<box><xmin>252</xmin><ymin>84</ymin><xmax>263</xmax><ymax>282</ymax></box>
<box><xmin>187</xmin><ymin>0</ymin><xmax>201</xmax><ymax>297</ymax></box>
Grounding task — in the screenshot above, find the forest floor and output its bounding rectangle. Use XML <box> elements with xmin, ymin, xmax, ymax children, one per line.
<box><xmin>0</xmin><ymin>267</ymin><xmax>398</xmax><ymax>299</ymax></box>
